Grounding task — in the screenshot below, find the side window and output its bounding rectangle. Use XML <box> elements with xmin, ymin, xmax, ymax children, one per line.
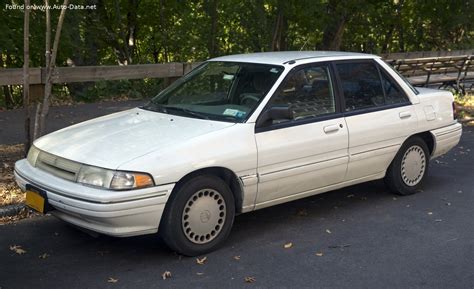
<box><xmin>271</xmin><ymin>65</ymin><xmax>336</xmax><ymax>121</ymax></box>
<box><xmin>379</xmin><ymin>69</ymin><xmax>409</xmax><ymax>104</ymax></box>
<box><xmin>336</xmin><ymin>62</ymin><xmax>385</xmax><ymax>111</ymax></box>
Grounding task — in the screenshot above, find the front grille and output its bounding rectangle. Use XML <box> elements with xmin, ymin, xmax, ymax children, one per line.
<box><xmin>35</xmin><ymin>151</ymin><xmax>81</xmax><ymax>181</ymax></box>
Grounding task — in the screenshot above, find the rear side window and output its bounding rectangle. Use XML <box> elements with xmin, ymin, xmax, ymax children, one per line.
<box><xmin>336</xmin><ymin>61</ymin><xmax>410</xmax><ymax>112</ymax></box>
<box><xmin>380</xmin><ymin>70</ymin><xmax>409</xmax><ymax>104</ymax></box>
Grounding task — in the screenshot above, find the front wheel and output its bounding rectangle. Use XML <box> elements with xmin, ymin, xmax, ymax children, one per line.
<box><xmin>385</xmin><ymin>136</ymin><xmax>430</xmax><ymax>195</ymax></box>
<box><xmin>160</xmin><ymin>175</ymin><xmax>235</xmax><ymax>256</ymax></box>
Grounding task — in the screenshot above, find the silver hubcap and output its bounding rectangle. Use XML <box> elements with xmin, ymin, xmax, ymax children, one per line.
<box><xmin>182</xmin><ymin>189</ymin><xmax>226</xmax><ymax>244</ymax></box>
<box><xmin>401</xmin><ymin>145</ymin><xmax>426</xmax><ymax>186</ymax></box>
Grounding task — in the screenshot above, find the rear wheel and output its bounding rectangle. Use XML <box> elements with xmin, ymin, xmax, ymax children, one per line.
<box><xmin>160</xmin><ymin>175</ymin><xmax>235</xmax><ymax>256</ymax></box>
<box><xmin>385</xmin><ymin>136</ymin><xmax>430</xmax><ymax>195</ymax></box>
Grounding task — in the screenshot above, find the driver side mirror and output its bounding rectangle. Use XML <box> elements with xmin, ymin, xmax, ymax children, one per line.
<box><xmin>256</xmin><ymin>105</ymin><xmax>293</xmax><ymax>128</ymax></box>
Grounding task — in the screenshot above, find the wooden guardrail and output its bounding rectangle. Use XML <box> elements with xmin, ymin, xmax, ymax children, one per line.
<box><xmin>0</xmin><ymin>62</ymin><xmax>201</xmax><ymax>86</ymax></box>
<box><xmin>0</xmin><ymin>50</ymin><xmax>473</xmax><ymax>94</ymax></box>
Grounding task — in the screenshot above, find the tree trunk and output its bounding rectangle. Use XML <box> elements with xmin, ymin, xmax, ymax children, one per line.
<box><xmin>33</xmin><ymin>0</ymin><xmax>51</xmax><ymax>140</ymax></box>
<box><xmin>35</xmin><ymin>0</ymin><xmax>69</xmax><ymax>139</ymax></box>
<box><xmin>23</xmin><ymin>0</ymin><xmax>31</xmax><ymax>155</ymax></box>
<box><xmin>321</xmin><ymin>17</ymin><xmax>346</xmax><ymax>50</ymax></box>
<box><xmin>381</xmin><ymin>0</ymin><xmax>404</xmax><ymax>53</ymax></box>
<box><xmin>0</xmin><ymin>54</ymin><xmax>14</xmax><ymax>109</ymax></box>
<box><xmin>2</xmin><ymin>85</ymin><xmax>14</xmax><ymax>109</ymax></box>
<box><xmin>318</xmin><ymin>0</ymin><xmax>348</xmax><ymax>51</ymax></box>
<box><xmin>126</xmin><ymin>0</ymin><xmax>138</xmax><ymax>64</ymax></box>
<box><xmin>206</xmin><ymin>0</ymin><xmax>219</xmax><ymax>58</ymax></box>
<box><xmin>271</xmin><ymin>1</ymin><xmax>288</xmax><ymax>51</ymax></box>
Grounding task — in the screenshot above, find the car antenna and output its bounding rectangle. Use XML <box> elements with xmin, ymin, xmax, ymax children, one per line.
<box><xmin>300</xmin><ymin>38</ymin><xmax>310</xmax><ymax>51</ymax></box>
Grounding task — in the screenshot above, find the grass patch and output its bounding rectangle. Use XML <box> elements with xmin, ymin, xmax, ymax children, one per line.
<box><xmin>454</xmin><ymin>93</ymin><xmax>474</xmax><ymax>125</ymax></box>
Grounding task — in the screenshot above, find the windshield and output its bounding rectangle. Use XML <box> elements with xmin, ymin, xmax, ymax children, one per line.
<box><xmin>143</xmin><ymin>61</ymin><xmax>284</xmax><ymax>122</ymax></box>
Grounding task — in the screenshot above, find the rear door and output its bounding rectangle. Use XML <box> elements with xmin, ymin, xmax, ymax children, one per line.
<box><xmin>254</xmin><ymin>63</ymin><xmax>349</xmax><ymax>206</ymax></box>
<box><xmin>334</xmin><ymin>60</ymin><xmax>418</xmax><ymax>181</ymax></box>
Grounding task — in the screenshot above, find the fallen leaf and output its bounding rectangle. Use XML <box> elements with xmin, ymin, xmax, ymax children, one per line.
<box><xmin>38</xmin><ymin>253</ymin><xmax>49</xmax><ymax>259</ymax></box>
<box><xmin>296</xmin><ymin>209</ymin><xmax>308</xmax><ymax>216</ymax></box>
<box><xmin>162</xmin><ymin>271</ymin><xmax>172</xmax><ymax>280</ymax></box>
<box><xmin>196</xmin><ymin>272</ymin><xmax>204</xmax><ymax>276</ymax></box>
<box><xmin>315</xmin><ymin>252</ymin><xmax>324</xmax><ymax>257</ymax></box>
<box><xmin>346</xmin><ymin>194</ymin><xmax>354</xmax><ymax>198</ymax></box>
<box><xmin>428</xmin><ymin>212</ymin><xmax>433</xmax><ymax>215</ymax></box>
<box><xmin>196</xmin><ymin>256</ymin><xmax>207</xmax><ymax>265</ymax></box>
<box><xmin>435</xmin><ymin>219</ymin><xmax>443</xmax><ymax>222</ymax></box>
<box><xmin>446</xmin><ymin>202</ymin><xmax>451</xmax><ymax>206</ymax></box>
<box><xmin>392</xmin><ymin>197</ymin><xmax>398</xmax><ymax>201</ymax></box>
<box><xmin>244</xmin><ymin>276</ymin><xmax>256</xmax><ymax>283</ymax></box>
<box><xmin>233</xmin><ymin>255</ymin><xmax>241</xmax><ymax>260</ymax></box>
<box><xmin>107</xmin><ymin>277</ymin><xmax>118</xmax><ymax>283</ymax></box>
<box><xmin>284</xmin><ymin>242</ymin><xmax>293</xmax><ymax>249</ymax></box>
<box><xmin>326</xmin><ymin>229</ymin><xmax>332</xmax><ymax>234</ymax></box>
<box><xmin>9</xmin><ymin>245</ymin><xmax>26</xmax><ymax>255</ymax></box>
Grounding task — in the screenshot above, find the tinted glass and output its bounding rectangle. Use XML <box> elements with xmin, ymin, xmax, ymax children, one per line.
<box><xmin>380</xmin><ymin>70</ymin><xmax>409</xmax><ymax>104</ymax></box>
<box><xmin>336</xmin><ymin>62</ymin><xmax>384</xmax><ymax>111</ymax></box>
<box><xmin>271</xmin><ymin>65</ymin><xmax>335</xmax><ymax>121</ymax></box>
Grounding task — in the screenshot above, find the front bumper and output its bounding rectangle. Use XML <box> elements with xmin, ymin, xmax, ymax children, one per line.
<box><xmin>14</xmin><ymin>159</ymin><xmax>175</xmax><ymax>237</ymax></box>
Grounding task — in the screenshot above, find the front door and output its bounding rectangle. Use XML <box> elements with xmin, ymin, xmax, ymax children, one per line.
<box><xmin>255</xmin><ymin>63</ymin><xmax>349</xmax><ymax>207</ymax></box>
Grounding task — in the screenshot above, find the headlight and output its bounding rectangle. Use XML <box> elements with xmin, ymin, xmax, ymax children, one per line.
<box><xmin>110</xmin><ymin>171</ymin><xmax>154</xmax><ymax>190</ymax></box>
<box><xmin>77</xmin><ymin>165</ymin><xmax>154</xmax><ymax>190</ymax></box>
<box><xmin>27</xmin><ymin>145</ymin><xmax>40</xmax><ymax>166</ymax></box>
<box><xmin>77</xmin><ymin>165</ymin><xmax>115</xmax><ymax>188</ymax></box>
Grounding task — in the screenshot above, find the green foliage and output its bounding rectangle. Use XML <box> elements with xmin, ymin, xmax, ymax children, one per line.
<box><xmin>1</xmin><ymin>0</ymin><xmax>473</xmax><ymax>108</ymax></box>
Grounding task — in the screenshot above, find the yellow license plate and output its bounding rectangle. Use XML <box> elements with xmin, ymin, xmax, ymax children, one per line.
<box><xmin>25</xmin><ymin>190</ymin><xmax>45</xmax><ymax>213</ymax></box>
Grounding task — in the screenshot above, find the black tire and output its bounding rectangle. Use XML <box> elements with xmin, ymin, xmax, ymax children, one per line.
<box><xmin>384</xmin><ymin>136</ymin><xmax>430</xmax><ymax>195</ymax></box>
<box><xmin>160</xmin><ymin>175</ymin><xmax>235</xmax><ymax>256</ymax></box>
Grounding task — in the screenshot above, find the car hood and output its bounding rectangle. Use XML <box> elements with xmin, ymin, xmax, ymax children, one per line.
<box><xmin>34</xmin><ymin>108</ymin><xmax>235</xmax><ymax>169</ymax></box>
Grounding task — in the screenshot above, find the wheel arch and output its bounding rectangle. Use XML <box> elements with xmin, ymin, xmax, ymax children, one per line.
<box><xmin>386</xmin><ymin>131</ymin><xmax>435</xmax><ymax>171</ymax></box>
<box><xmin>170</xmin><ymin>167</ymin><xmax>244</xmax><ymax>214</ymax></box>
<box><xmin>412</xmin><ymin>131</ymin><xmax>435</xmax><ymax>156</ymax></box>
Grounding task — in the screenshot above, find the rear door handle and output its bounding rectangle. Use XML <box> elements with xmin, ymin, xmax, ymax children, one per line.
<box><xmin>399</xmin><ymin>111</ymin><xmax>412</xmax><ymax>119</ymax></box>
<box><xmin>323</xmin><ymin>124</ymin><xmax>340</xmax><ymax>133</ymax></box>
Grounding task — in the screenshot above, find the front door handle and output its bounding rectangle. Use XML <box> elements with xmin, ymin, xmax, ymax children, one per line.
<box><xmin>323</xmin><ymin>124</ymin><xmax>339</xmax><ymax>133</ymax></box>
<box><xmin>399</xmin><ymin>111</ymin><xmax>412</xmax><ymax>119</ymax></box>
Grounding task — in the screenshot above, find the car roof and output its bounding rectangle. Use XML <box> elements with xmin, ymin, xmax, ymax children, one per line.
<box><xmin>209</xmin><ymin>51</ymin><xmax>378</xmax><ymax>65</ymax></box>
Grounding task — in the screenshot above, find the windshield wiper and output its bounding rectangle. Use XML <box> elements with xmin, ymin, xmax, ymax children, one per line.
<box><xmin>165</xmin><ymin>106</ymin><xmax>210</xmax><ymax>120</ymax></box>
<box><xmin>141</xmin><ymin>102</ymin><xmax>168</xmax><ymax>113</ymax></box>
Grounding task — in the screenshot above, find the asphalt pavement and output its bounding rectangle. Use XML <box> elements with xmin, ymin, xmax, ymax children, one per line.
<box><xmin>0</xmin><ymin>127</ymin><xmax>473</xmax><ymax>289</ymax></box>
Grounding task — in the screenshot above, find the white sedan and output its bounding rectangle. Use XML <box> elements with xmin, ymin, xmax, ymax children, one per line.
<box><xmin>15</xmin><ymin>51</ymin><xmax>462</xmax><ymax>256</ymax></box>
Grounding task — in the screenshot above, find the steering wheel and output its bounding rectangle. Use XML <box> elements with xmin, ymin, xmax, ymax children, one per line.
<box><xmin>240</xmin><ymin>93</ymin><xmax>261</xmax><ymax>106</ymax></box>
